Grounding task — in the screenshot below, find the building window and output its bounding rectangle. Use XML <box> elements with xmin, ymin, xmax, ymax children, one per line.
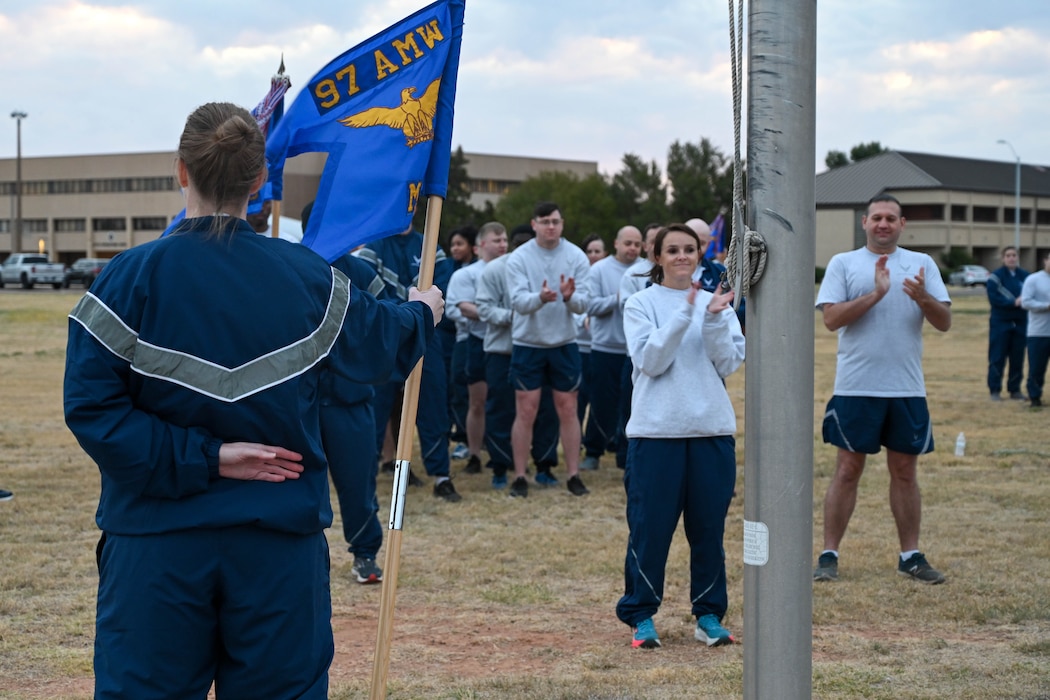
<box><xmin>1003</xmin><ymin>207</ymin><xmax>1031</xmax><ymax>225</ymax></box>
<box><xmin>54</xmin><ymin>218</ymin><xmax>87</xmax><ymax>232</ymax></box>
<box><xmin>950</xmin><ymin>205</ymin><xmax>967</xmax><ymax>222</ymax></box>
<box><xmin>466</xmin><ymin>178</ymin><xmax>519</xmax><ymax>195</ymax></box>
<box><xmin>24</xmin><ymin>219</ymin><xmax>49</xmax><ymax>233</ymax></box>
<box><xmin>1037</xmin><ymin>210</ymin><xmax>1050</xmax><ymax>226</ymax></box>
<box><xmin>900</xmin><ymin>204</ymin><xmax>943</xmax><ymax>221</ymax></box>
<box><xmin>132</xmin><ymin>217</ymin><xmax>168</xmax><ymax>231</ymax></box>
<box><xmin>972</xmin><ymin>206</ymin><xmax>998</xmax><ymax>223</ymax></box>
<box><xmin>92</xmin><ymin>217</ymin><xmax>127</xmax><ymax>231</ymax></box>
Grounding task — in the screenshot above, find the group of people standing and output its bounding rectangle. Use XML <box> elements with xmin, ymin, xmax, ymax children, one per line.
<box><xmin>986</xmin><ymin>245</ymin><xmax>1050</xmax><ymax>408</ymax></box>
<box><xmin>60</xmin><ymin>98</ymin><xmax>1008</xmax><ymax>695</ymax></box>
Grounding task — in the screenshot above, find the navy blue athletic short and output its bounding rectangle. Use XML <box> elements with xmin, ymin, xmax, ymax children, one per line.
<box><xmin>509</xmin><ymin>343</ymin><xmax>581</xmax><ymax>393</ymax></box>
<box><xmin>464</xmin><ymin>335</ymin><xmax>486</xmax><ymax>385</ymax></box>
<box><xmin>822</xmin><ymin>395</ymin><xmax>934</xmax><ymax>455</ymax></box>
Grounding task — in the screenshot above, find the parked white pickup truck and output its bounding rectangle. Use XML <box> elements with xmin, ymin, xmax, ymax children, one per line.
<box><xmin>0</xmin><ymin>254</ymin><xmax>67</xmax><ymax>289</ymax></box>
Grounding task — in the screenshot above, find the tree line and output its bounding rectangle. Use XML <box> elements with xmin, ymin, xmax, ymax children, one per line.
<box><xmin>417</xmin><ymin>138</ymin><xmax>738</xmax><ymax>247</ymax></box>
<box><xmin>416</xmin><ymin>139</ymin><xmax>889</xmax><ymax>248</ymax></box>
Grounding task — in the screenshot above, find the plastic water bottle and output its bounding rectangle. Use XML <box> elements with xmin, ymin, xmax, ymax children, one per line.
<box><xmin>954</xmin><ymin>432</ymin><xmax>966</xmax><ymax>457</ymax></box>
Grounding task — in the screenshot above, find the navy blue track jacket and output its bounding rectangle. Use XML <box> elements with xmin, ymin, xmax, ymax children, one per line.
<box><xmin>64</xmin><ymin>217</ymin><xmax>432</xmax><ymax>536</ymax></box>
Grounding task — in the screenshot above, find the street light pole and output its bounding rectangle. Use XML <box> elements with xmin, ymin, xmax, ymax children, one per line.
<box><xmin>997</xmin><ymin>139</ymin><xmax>1021</xmax><ymax>255</ymax></box>
<box><xmin>10</xmin><ymin>110</ymin><xmax>27</xmax><ymax>255</ymax></box>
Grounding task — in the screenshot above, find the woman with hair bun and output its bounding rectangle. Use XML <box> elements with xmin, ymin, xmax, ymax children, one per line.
<box><xmin>615</xmin><ymin>224</ymin><xmax>744</xmax><ymax>651</ymax></box>
<box><xmin>64</xmin><ymin>102</ymin><xmax>443</xmax><ymax>699</ymax></box>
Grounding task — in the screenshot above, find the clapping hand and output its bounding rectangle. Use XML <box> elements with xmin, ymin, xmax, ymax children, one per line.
<box><xmin>540</xmin><ymin>279</ymin><xmax>558</xmax><ymax>303</ymax></box>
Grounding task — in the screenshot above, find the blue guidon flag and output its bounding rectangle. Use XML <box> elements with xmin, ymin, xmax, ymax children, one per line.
<box><xmin>266</xmin><ymin>0</ymin><xmax>466</xmax><ymax>263</ymax></box>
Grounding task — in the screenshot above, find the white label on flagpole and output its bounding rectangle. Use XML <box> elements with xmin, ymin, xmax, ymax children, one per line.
<box><xmin>743</xmin><ymin>520</ymin><xmax>769</xmax><ymax>566</ymax></box>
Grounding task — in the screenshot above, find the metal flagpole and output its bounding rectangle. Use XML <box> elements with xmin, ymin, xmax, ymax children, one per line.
<box><xmin>369</xmin><ymin>194</ymin><xmax>443</xmax><ymax>700</ymax></box>
<box><xmin>742</xmin><ymin>1</ymin><xmax>816</xmax><ymax>698</ymax></box>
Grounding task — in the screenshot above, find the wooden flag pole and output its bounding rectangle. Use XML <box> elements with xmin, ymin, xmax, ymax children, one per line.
<box><xmin>369</xmin><ymin>195</ymin><xmax>444</xmax><ymax>700</ymax></box>
<box><xmin>271</xmin><ymin>200</ymin><xmax>281</xmax><ymax>239</ymax></box>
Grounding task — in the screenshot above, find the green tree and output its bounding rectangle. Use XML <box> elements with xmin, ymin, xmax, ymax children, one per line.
<box><xmin>825</xmin><ymin>150</ymin><xmax>850</xmax><ymax>169</ymax></box>
<box><xmin>850</xmin><ymin>141</ymin><xmax>887</xmax><ymax>163</ymax></box>
<box><xmin>608</xmin><ymin>153</ymin><xmax>669</xmax><ymax>227</ymax></box>
<box><xmin>666</xmin><ymin>138</ymin><xmax>734</xmax><ymax>224</ymax></box>
<box><xmin>492</xmin><ymin>170</ymin><xmax>618</xmax><ymax>245</ymax></box>
<box><xmin>412</xmin><ymin>146</ymin><xmax>482</xmax><ymax>238</ymax></box>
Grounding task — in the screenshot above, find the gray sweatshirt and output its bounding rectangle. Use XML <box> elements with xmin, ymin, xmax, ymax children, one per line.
<box><xmin>1021</xmin><ymin>269</ymin><xmax>1050</xmax><ymax>338</ymax></box>
<box><xmin>476</xmin><ymin>254</ymin><xmax>514</xmax><ymax>354</ymax></box>
<box><xmin>623</xmin><ymin>284</ymin><xmax>745</xmax><ymax>439</ymax></box>
<box><xmin>505</xmin><ymin>238</ymin><xmax>589</xmax><ymax>348</ymax></box>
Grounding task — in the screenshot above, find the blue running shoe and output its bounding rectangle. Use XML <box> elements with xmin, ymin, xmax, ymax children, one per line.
<box><xmin>632</xmin><ymin>618</ymin><xmax>661</xmax><ymax>649</ymax></box>
<box><xmin>695</xmin><ymin>614</ymin><xmax>734</xmax><ymax>647</ymax></box>
<box><xmin>492</xmin><ymin>474</ymin><xmax>508</xmax><ymax>490</ymax></box>
<box><xmin>535</xmin><ymin>471</ymin><xmax>558</xmax><ymax>487</ymax></box>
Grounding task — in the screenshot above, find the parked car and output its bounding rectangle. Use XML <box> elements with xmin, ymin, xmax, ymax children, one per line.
<box><xmin>64</xmin><ymin>258</ymin><xmax>110</xmax><ymax>289</ymax></box>
<box><xmin>947</xmin><ymin>265</ymin><xmax>990</xmax><ymax>287</ymax></box>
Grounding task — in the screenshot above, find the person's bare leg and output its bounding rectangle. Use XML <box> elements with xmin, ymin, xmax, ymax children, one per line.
<box><xmin>511</xmin><ymin>389</ymin><xmax>540</xmax><ymax>478</ymax></box>
<box><xmin>466</xmin><ymin>380</ymin><xmax>487</xmax><ymax>458</ymax></box>
<box><xmin>822</xmin><ymin>448</ymin><xmax>867</xmax><ymax>551</ymax></box>
<box><xmin>552</xmin><ymin>389</ymin><xmax>580</xmax><ymax>477</ymax></box>
<box><xmin>886</xmin><ymin>449</ymin><xmax>921</xmax><ymax>552</ymax></box>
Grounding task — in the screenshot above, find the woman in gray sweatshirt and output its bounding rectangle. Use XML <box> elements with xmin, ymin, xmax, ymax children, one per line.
<box><xmin>615</xmin><ymin>224</ymin><xmax>745</xmax><ymax>650</ymax></box>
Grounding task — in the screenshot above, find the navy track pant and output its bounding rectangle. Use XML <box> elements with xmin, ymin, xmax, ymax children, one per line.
<box><xmin>988</xmin><ymin>317</ymin><xmax>1026</xmax><ymax>394</ymax></box>
<box><xmin>94</xmin><ymin>527</ymin><xmax>332</xmax><ymax>699</ymax></box>
<box><xmin>1027</xmin><ymin>336</ymin><xmax>1050</xmax><ymax>401</ymax></box>
<box><xmin>616</xmin><ymin>435</ymin><xmax>736</xmax><ymax>627</ymax></box>
<box><xmin>583</xmin><ymin>350</ymin><xmax>627</xmax><ymax>458</ymax></box>
<box><xmin>372</xmin><ymin>331</ymin><xmax>450</xmax><ymax>477</ymax></box>
<box><xmin>321</xmin><ymin>399</ymin><xmax>381</xmax><ymax>559</ymax></box>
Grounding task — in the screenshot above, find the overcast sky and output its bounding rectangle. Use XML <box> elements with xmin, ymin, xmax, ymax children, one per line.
<box><xmin>2</xmin><ymin>0</ymin><xmax>1048</xmax><ymax>176</ymax></box>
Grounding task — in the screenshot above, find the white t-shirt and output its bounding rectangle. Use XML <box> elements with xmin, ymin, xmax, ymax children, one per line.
<box><xmin>816</xmin><ymin>246</ymin><xmax>950</xmax><ymax>397</ymax></box>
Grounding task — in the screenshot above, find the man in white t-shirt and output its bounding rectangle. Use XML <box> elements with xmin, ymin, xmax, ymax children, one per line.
<box><xmin>813</xmin><ymin>194</ymin><xmax>952</xmax><ymax>585</ymax></box>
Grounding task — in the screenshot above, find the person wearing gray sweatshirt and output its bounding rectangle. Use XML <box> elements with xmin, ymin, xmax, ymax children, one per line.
<box><xmin>504</xmin><ymin>202</ymin><xmax>591</xmax><ymax>499</ymax></box>
<box><xmin>580</xmin><ymin>226</ymin><xmax>642</xmax><ymax>471</ymax></box>
<box><xmin>1021</xmin><ymin>251</ymin><xmax>1050</xmax><ymax>407</ymax></box>
<box><xmin>616</xmin><ymin>224</ymin><xmax>745</xmax><ymax>651</ymax></box>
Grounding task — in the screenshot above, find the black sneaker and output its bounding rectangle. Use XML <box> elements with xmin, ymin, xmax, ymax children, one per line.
<box><xmin>351</xmin><ymin>557</ymin><xmax>383</xmax><ymax>584</ymax></box>
<box><xmin>897</xmin><ymin>552</ymin><xmax>945</xmax><ymax>584</ymax></box>
<box><xmin>408</xmin><ymin>468</ymin><xmax>424</xmax><ymax>487</ymax></box>
<box><xmin>463</xmin><ymin>455</ymin><xmax>482</xmax><ymax>474</ymax></box>
<box><xmin>380</xmin><ymin>460</ymin><xmax>395</xmax><ymax>474</ymax></box>
<box><xmin>1031</xmin><ymin>397</ymin><xmax>1043</xmax><ymax>408</ymax></box>
<box><xmin>509</xmin><ymin>476</ymin><xmax>529</xmax><ymax>498</ymax></box>
<box><xmin>433</xmin><ymin>479</ymin><xmax>462</xmax><ymax>502</ymax></box>
<box><xmin>1009</xmin><ymin>391</ymin><xmax>1026</xmax><ymax>401</ymax></box>
<box><xmin>813</xmin><ymin>552</ymin><xmax>838</xmax><ymax>582</ymax></box>
<box><xmin>567</xmin><ymin>475</ymin><xmax>589</xmax><ymax>496</ymax></box>
<box><xmin>0</xmin><ymin>489</ymin><xmax>12</xmax><ymax>502</ymax></box>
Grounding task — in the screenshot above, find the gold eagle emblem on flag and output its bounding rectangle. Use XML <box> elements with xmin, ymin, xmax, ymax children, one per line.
<box><xmin>338</xmin><ymin>79</ymin><xmax>441</xmax><ymax>148</ymax></box>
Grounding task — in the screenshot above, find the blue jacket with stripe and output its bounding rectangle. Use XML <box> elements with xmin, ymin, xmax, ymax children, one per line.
<box><xmin>64</xmin><ymin>217</ymin><xmax>432</xmax><ymax>536</ymax></box>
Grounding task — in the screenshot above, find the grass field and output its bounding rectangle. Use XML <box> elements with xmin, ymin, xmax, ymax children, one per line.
<box><xmin>0</xmin><ymin>289</ymin><xmax>1048</xmax><ymax>699</ymax></box>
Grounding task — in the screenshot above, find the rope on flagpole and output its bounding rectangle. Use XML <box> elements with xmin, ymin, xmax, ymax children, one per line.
<box><xmin>369</xmin><ymin>195</ymin><xmax>443</xmax><ymax>700</ymax></box>
<box><xmin>722</xmin><ymin>0</ymin><xmax>767</xmax><ymax>305</ymax></box>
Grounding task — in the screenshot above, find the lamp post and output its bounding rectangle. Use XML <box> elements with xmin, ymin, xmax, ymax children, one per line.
<box><xmin>10</xmin><ymin>110</ymin><xmax>27</xmax><ymax>255</ymax></box>
<box><xmin>997</xmin><ymin>139</ymin><xmax>1021</xmax><ymax>254</ymax></box>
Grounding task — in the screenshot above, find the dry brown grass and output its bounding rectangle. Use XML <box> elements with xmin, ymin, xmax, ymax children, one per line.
<box><xmin>0</xmin><ymin>288</ymin><xmax>1048</xmax><ymax>699</ymax></box>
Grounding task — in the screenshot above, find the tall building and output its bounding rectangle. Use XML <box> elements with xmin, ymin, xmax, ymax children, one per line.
<box><xmin>0</xmin><ymin>150</ymin><xmax>597</xmax><ymax>263</ymax></box>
